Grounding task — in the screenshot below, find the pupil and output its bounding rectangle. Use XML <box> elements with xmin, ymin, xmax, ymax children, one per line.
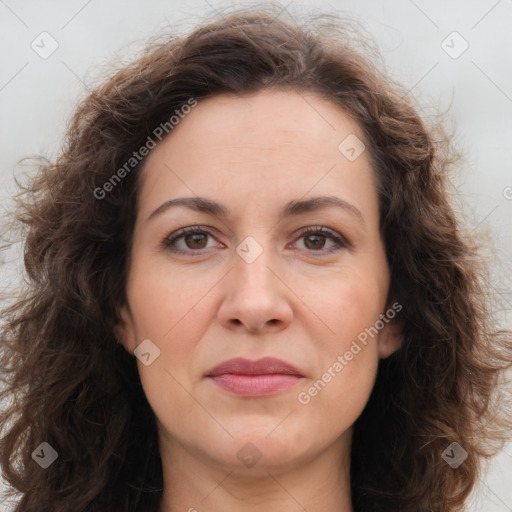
<box><xmin>187</xmin><ymin>234</ymin><xmax>206</xmax><ymax>248</ymax></box>
<box><xmin>306</xmin><ymin>235</ymin><xmax>325</xmax><ymax>249</ymax></box>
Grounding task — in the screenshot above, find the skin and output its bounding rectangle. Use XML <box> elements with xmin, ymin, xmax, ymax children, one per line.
<box><xmin>116</xmin><ymin>88</ymin><xmax>402</xmax><ymax>512</ymax></box>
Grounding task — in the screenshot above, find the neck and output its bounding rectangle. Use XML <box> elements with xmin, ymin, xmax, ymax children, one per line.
<box><xmin>157</xmin><ymin>431</ymin><xmax>354</xmax><ymax>512</ymax></box>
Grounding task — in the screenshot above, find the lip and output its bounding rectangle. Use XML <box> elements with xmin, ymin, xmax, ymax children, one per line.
<box><xmin>205</xmin><ymin>357</ymin><xmax>304</xmax><ymax>397</ymax></box>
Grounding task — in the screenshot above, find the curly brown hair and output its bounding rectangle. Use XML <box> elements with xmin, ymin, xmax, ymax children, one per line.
<box><xmin>1</xmin><ymin>4</ymin><xmax>511</xmax><ymax>512</ymax></box>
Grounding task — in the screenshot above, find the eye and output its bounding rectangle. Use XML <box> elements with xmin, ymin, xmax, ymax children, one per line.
<box><xmin>162</xmin><ymin>225</ymin><xmax>350</xmax><ymax>255</ymax></box>
<box><xmin>290</xmin><ymin>226</ymin><xmax>350</xmax><ymax>254</ymax></box>
<box><xmin>162</xmin><ymin>226</ymin><xmax>220</xmax><ymax>254</ymax></box>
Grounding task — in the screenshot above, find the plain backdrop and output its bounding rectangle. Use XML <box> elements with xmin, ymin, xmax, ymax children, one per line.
<box><xmin>0</xmin><ymin>0</ymin><xmax>511</xmax><ymax>510</ymax></box>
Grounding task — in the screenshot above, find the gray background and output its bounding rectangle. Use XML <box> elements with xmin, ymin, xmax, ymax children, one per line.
<box><xmin>1</xmin><ymin>0</ymin><xmax>511</xmax><ymax>510</ymax></box>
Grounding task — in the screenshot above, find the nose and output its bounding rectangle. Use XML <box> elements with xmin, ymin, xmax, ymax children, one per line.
<box><xmin>216</xmin><ymin>242</ymin><xmax>293</xmax><ymax>334</ymax></box>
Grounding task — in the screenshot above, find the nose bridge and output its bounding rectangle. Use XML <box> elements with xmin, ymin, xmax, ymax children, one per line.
<box><xmin>217</xmin><ymin>231</ymin><xmax>293</xmax><ymax>332</ymax></box>
<box><xmin>233</xmin><ymin>233</ymin><xmax>275</xmax><ymax>291</ymax></box>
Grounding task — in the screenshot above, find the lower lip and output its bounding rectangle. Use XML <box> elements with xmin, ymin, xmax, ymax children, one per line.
<box><xmin>208</xmin><ymin>374</ymin><xmax>303</xmax><ymax>396</ymax></box>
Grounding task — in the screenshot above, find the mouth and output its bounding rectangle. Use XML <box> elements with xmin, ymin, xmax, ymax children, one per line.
<box><xmin>205</xmin><ymin>357</ymin><xmax>305</xmax><ymax>397</ymax></box>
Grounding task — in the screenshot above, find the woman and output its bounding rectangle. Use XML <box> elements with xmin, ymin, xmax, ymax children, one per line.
<box><xmin>1</xmin><ymin>5</ymin><xmax>511</xmax><ymax>511</ymax></box>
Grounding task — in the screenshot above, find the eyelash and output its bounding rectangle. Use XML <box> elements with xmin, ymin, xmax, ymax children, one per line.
<box><xmin>161</xmin><ymin>225</ymin><xmax>350</xmax><ymax>256</ymax></box>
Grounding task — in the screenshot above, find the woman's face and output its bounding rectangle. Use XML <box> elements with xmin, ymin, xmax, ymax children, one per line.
<box><xmin>117</xmin><ymin>89</ymin><xmax>401</xmax><ymax>475</ymax></box>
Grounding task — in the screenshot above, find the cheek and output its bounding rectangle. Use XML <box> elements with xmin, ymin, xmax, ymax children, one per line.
<box><xmin>296</xmin><ymin>282</ymin><xmax>380</xmax><ymax>436</ymax></box>
<box><xmin>298</xmin><ymin>269</ymin><xmax>384</xmax><ymax>416</ymax></box>
<box><xmin>315</xmin><ymin>266</ymin><xmax>388</xmax><ymax>348</ymax></box>
<box><xmin>126</xmin><ymin>254</ymin><xmax>219</xmax><ymax>340</ymax></box>
<box><xmin>126</xmin><ymin>258</ymin><xmax>218</xmax><ymax>403</ymax></box>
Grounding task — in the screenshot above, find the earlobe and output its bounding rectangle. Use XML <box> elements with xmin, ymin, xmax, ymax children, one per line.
<box><xmin>377</xmin><ymin>317</ymin><xmax>403</xmax><ymax>359</ymax></box>
<box><xmin>114</xmin><ymin>304</ymin><xmax>137</xmax><ymax>355</ymax></box>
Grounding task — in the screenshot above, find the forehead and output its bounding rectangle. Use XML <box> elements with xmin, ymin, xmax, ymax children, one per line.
<box><xmin>154</xmin><ymin>88</ymin><xmax>366</xmax><ymax>152</ymax></box>
<box><xmin>137</xmin><ymin>88</ymin><xmax>378</xmax><ymax>224</ymax></box>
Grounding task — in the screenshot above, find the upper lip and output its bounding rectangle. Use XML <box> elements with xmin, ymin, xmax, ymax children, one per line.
<box><xmin>205</xmin><ymin>357</ymin><xmax>304</xmax><ymax>377</ymax></box>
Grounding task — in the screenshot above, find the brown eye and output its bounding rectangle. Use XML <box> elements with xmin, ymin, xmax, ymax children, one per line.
<box><xmin>303</xmin><ymin>233</ymin><xmax>328</xmax><ymax>250</ymax></box>
<box><xmin>293</xmin><ymin>227</ymin><xmax>349</xmax><ymax>254</ymax></box>
<box><xmin>163</xmin><ymin>225</ymin><xmax>349</xmax><ymax>256</ymax></box>
<box><xmin>184</xmin><ymin>233</ymin><xmax>208</xmax><ymax>249</ymax></box>
<box><xmin>162</xmin><ymin>227</ymin><xmax>218</xmax><ymax>254</ymax></box>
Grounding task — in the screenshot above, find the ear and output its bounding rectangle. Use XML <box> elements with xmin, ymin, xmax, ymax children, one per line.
<box><xmin>113</xmin><ymin>303</ymin><xmax>137</xmax><ymax>355</ymax></box>
<box><xmin>377</xmin><ymin>313</ymin><xmax>403</xmax><ymax>359</ymax></box>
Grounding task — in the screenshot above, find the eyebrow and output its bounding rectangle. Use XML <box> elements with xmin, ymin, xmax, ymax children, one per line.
<box><xmin>146</xmin><ymin>195</ymin><xmax>365</xmax><ymax>225</ymax></box>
